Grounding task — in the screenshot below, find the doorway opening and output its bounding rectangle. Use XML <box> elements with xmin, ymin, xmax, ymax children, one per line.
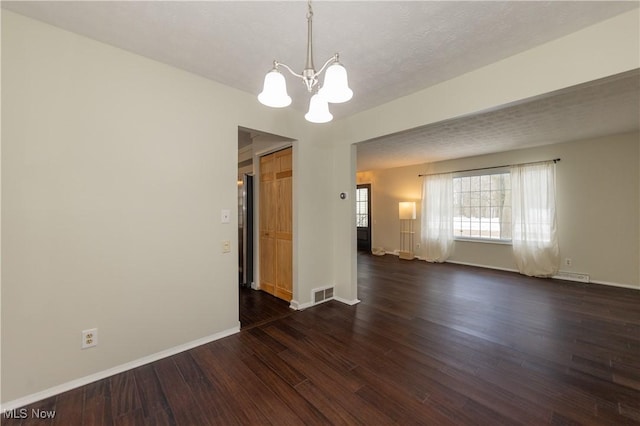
<box><xmin>356</xmin><ymin>184</ymin><xmax>372</xmax><ymax>252</ymax></box>
<box><xmin>237</xmin><ymin>128</ymin><xmax>295</xmax><ymax>329</ymax></box>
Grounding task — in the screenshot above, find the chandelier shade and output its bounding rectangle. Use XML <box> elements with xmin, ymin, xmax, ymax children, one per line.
<box><xmin>304</xmin><ymin>93</ymin><xmax>333</xmax><ymax>123</ymax></box>
<box><xmin>257</xmin><ymin>0</ymin><xmax>352</xmax><ymax>123</ymax></box>
<box><xmin>258</xmin><ymin>69</ymin><xmax>292</xmax><ymax>108</ymax></box>
<box><xmin>318</xmin><ymin>62</ymin><xmax>353</xmax><ymax>104</ymax></box>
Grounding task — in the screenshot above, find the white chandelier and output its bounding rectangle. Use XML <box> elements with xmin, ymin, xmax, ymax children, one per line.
<box><xmin>258</xmin><ymin>0</ymin><xmax>353</xmax><ymax>123</ymax></box>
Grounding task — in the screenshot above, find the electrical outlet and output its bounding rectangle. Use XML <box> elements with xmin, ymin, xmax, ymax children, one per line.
<box><xmin>416</xmin><ymin>243</ymin><xmax>421</xmax><ymax>248</ymax></box>
<box><xmin>82</xmin><ymin>328</ymin><xmax>98</xmax><ymax>349</ymax></box>
<box><xmin>565</xmin><ymin>258</ymin><xmax>572</xmax><ymax>267</ymax></box>
<box><xmin>222</xmin><ymin>240</ymin><xmax>231</xmax><ymax>253</ymax></box>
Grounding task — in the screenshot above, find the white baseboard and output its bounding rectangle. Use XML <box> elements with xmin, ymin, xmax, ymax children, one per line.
<box><xmin>446</xmin><ymin>260</ymin><xmax>638</xmax><ymax>291</ymax></box>
<box><xmin>1</xmin><ymin>325</ymin><xmax>241</xmax><ymax>412</ymax></box>
<box><xmin>291</xmin><ymin>296</ymin><xmax>361</xmax><ymax>310</ymax></box>
<box><xmin>377</xmin><ymin>251</ymin><xmax>637</xmax><ymax>290</ymax></box>
<box><xmin>289</xmin><ymin>299</ymin><xmax>313</xmax><ymax>310</ymax></box>
<box><xmin>334</xmin><ymin>296</ymin><xmax>361</xmax><ymax>306</ymax></box>
<box><xmin>590</xmin><ymin>279</ymin><xmax>639</xmax><ymax>290</ymax></box>
<box><xmin>446</xmin><ymin>259</ymin><xmax>519</xmax><ymax>273</ymax></box>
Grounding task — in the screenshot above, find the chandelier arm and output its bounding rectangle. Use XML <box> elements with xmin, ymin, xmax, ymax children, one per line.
<box><xmin>275</xmin><ymin>61</ymin><xmax>305</xmax><ymax>80</ymax></box>
<box><xmin>315</xmin><ymin>54</ymin><xmax>339</xmax><ymax>79</ymax></box>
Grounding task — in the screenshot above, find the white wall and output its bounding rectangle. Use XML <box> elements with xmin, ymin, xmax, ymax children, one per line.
<box><xmin>358</xmin><ymin>132</ymin><xmax>640</xmax><ymax>289</ymax></box>
<box><xmin>292</xmin><ymin>137</ymin><xmax>336</xmax><ymax>307</ymax></box>
<box><xmin>1</xmin><ymin>10</ymin><xmax>335</xmax><ymax>404</ymax></box>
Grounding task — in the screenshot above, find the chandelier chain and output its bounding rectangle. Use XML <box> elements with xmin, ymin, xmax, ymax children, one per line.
<box><xmin>307</xmin><ymin>0</ymin><xmax>313</xmax><ymax>20</ymax></box>
<box><xmin>303</xmin><ymin>0</ymin><xmax>316</xmax><ymax>90</ymax></box>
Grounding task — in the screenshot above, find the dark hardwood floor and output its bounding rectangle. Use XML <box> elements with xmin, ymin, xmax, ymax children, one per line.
<box><xmin>239</xmin><ymin>285</ymin><xmax>292</xmax><ymax>330</ymax></box>
<box><xmin>4</xmin><ymin>253</ymin><xmax>640</xmax><ymax>425</ymax></box>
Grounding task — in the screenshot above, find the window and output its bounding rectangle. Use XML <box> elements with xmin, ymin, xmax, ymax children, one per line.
<box><xmin>453</xmin><ymin>170</ymin><xmax>511</xmax><ymax>241</ymax></box>
<box><xmin>356</xmin><ymin>187</ymin><xmax>369</xmax><ymax>227</ymax></box>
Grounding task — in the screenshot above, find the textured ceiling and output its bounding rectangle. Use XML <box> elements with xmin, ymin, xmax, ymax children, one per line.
<box><xmin>3</xmin><ymin>1</ymin><xmax>639</xmax><ymax>170</ymax></box>
<box><xmin>356</xmin><ymin>71</ymin><xmax>640</xmax><ymax>171</ymax></box>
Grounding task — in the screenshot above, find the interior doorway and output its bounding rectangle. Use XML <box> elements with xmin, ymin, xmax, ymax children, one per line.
<box><xmin>237</xmin><ymin>128</ymin><xmax>295</xmax><ymax>328</ymax></box>
<box><xmin>356</xmin><ymin>184</ymin><xmax>372</xmax><ymax>252</ymax></box>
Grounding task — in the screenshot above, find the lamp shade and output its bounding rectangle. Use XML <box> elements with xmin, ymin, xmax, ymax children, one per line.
<box><xmin>399</xmin><ymin>202</ymin><xmax>416</xmax><ymax>220</ymax></box>
<box><xmin>319</xmin><ymin>62</ymin><xmax>353</xmax><ymax>104</ymax></box>
<box><xmin>258</xmin><ymin>69</ymin><xmax>292</xmax><ymax>108</ymax></box>
<box><xmin>305</xmin><ymin>93</ymin><xmax>333</xmax><ymax>123</ymax></box>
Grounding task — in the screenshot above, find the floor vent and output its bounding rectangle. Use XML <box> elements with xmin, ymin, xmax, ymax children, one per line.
<box><xmin>313</xmin><ymin>287</ymin><xmax>335</xmax><ymax>304</ymax></box>
<box><xmin>554</xmin><ymin>271</ymin><xmax>590</xmax><ymax>283</ymax></box>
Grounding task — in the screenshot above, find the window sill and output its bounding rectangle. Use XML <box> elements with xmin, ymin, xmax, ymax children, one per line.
<box><xmin>454</xmin><ymin>237</ymin><xmax>512</xmax><ymax>246</ymax></box>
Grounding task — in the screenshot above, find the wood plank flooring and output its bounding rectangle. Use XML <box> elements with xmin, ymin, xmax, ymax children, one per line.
<box><xmin>239</xmin><ymin>285</ymin><xmax>292</xmax><ymax>330</ymax></box>
<box><xmin>4</xmin><ymin>253</ymin><xmax>640</xmax><ymax>425</ymax></box>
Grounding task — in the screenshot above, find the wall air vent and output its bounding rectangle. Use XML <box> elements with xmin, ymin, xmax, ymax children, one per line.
<box><xmin>312</xmin><ymin>287</ymin><xmax>335</xmax><ymax>305</ymax></box>
<box><xmin>554</xmin><ymin>271</ymin><xmax>590</xmax><ymax>283</ymax></box>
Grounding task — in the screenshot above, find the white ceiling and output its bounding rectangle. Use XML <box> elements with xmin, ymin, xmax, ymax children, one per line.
<box><xmin>4</xmin><ymin>1</ymin><xmax>639</xmax><ymax>171</ymax></box>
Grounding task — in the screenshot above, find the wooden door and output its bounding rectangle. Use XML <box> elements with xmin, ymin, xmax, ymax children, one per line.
<box><xmin>259</xmin><ymin>147</ymin><xmax>292</xmax><ymax>302</ymax></box>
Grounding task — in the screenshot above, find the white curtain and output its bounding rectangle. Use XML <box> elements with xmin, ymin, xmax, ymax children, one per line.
<box><xmin>511</xmin><ymin>161</ymin><xmax>560</xmax><ymax>277</ymax></box>
<box><xmin>421</xmin><ymin>173</ymin><xmax>454</xmax><ymax>262</ymax></box>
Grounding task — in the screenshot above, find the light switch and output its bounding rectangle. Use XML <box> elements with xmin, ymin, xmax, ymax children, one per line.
<box><xmin>221</xmin><ymin>209</ymin><xmax>231</xmax><ymax>224</ymax></box>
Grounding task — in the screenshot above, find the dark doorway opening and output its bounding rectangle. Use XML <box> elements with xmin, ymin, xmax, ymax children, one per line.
<box><xmin>239</xmin><ymin>174</ymin><xmax>254</xmax><ymax>287</ymax></box>
<box><xmin>356</xmin><ymin>184</ymin><xmax>372</xmax><ymax>252</ymax></box>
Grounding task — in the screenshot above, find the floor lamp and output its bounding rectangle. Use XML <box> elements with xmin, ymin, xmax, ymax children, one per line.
<box><xmin>399</xmin><ymin>202</ymin><xmax>416</xmax><ymax>260</ymax></box>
